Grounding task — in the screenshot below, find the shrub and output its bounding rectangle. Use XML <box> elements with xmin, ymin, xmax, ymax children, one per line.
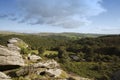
<box><xmin>38</xmin><ymin>47</ymin><xmax>45</xmax><ymax>54</ymax></box>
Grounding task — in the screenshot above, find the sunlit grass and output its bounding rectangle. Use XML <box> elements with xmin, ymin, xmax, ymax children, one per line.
<box><xmin>61</xmin><ymin>62</ymin><xmax>105</xmax><ymax>79</ymax></box>
<box><xmin>43</xmin><ymin>50</ymin><xmax>58</xmax><ymax>56</ymax></box>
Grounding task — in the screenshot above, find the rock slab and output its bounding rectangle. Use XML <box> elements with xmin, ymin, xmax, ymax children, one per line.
<box><xmin>0</xmin><ymin>45</ymin><xmax>24</xmax><ymax>66</ymax></box>
<box><xmin>0</xmin><ymin>72</ymin><xmax>11</xmax><ymax>80</ymax></box>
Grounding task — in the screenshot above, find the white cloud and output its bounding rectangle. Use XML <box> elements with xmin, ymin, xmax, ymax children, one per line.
<box><xmin>2</xmin><ymin>0</ymin><xmax>106</xmax><ymax>28</ymax></box>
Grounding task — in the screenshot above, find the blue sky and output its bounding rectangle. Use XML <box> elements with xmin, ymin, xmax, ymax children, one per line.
<box><xmin>0</xmin><ymin>0</ymin><xmax>120</xmax><ymax>34</ymax></box>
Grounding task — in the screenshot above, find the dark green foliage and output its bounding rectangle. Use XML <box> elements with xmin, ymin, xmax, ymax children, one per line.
<box><xmin>38</xmin><ymin>47</ymin><xmax>45</xmax><ymax>54</ymax></box>
<box><xmin>0</xmin><ymin>34</ymin><xmax>71</xmax><ymax>50</ymax></box>
<box><xmin>58</xmin><ymin>46</ymin><xmax>66</xmax><ymax>58</ymax></box>
<box><xmin>20</xmin><ymin>48</ymin><xmax>30</xmax><ymax>54</ymax></box>
<box><xmin>58</xmin><ymin>46</ymin><xmax>70</xmax><ymax>63</ymax></box>
<box><xmin>97</xmin><ymin>75</ymin><xmax>110</xmax><ymax>80</ymax></box>
<box><xmin>45</xmin><ymin>53</ymin><xmax>58</xmax><ymax>59</ymax></box>
<box><xmin>68</xmin><ymin>77</ymin><xmax>76</xmax><ymax>80</ymax></box>
<box><xmin>77</xmin><ymin>52</ymin><xmax>85</xmax><ymax>60</ymax></box>
<box><xmin>97</xmin><ymin>46</ymin><xmax>120</xmax><ymax>56</ymax></box>
<box><xmin>82</xmin><ymin>45</ymin><xmax>95</xmax><ymax>61</ymax></box>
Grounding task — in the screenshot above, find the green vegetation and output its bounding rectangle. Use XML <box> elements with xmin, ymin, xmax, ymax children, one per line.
<box><xmin>61</xmin><ymin>62</ymin><xmax>101</xmax><ymax>78</ymax></box>
<box><xmin>16</xmin><ymin>41</ymin><xmax>27</xmax><ymax>49</ymax></box>
<box><xmin>43</xmin><ymin>50</ymin><xmax>58</xmax><ymax>58</ymax></box>
<box><xmin>38</xmin><ymin>47</ymin><xmax>46</xmax><ymax>54</ymax></box>
<box><xmin>59</xmin><ymin>71</ymin><xmax>68</xmax><ymax>78</ymax></box>
<box><xmin>30</xmin><ymin>50</ymin><xmax>39</xmax><ymax>54</ymax></box>
<box><xmin>43</xmin><ymin>50</ymin><xmax>58</xmax><ymax>55</ymax></box>
<box><xmin>0</xmin><ymin>34</ymin><xmax>120</xmax><ymax>80</ymax></box>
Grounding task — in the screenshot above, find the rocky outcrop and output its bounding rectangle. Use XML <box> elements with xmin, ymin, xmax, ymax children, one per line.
<box><xmin>0</xmin><ymin>45</ymin><xmax>24</xmax><ymax>67</ymax></box>
<box><xmin>7</xmin><ymin>43</ymin><xmax>21</xmax><ymax>51</ymax></box>
<box><xmin>46</xmin><ymin>68</ymin><xmax>62</xmax><ymax>77</ymax></box>
<box><xmin>33</xmin><ymin>59</ymin><xmax>59</xmax><ymax>69</ymax></box>
<box><xmin>16</xmin><ymin>59</ymin><xmax>68</xmax><ymax>79</ymax></box>
<box><xmin>0</xmin><ymin>38</ymin><xmax>26</xmax><ymax>70</ymax></box>
<box><xmin>34</xmin><ymin>60</ymin><xmax>64</xmax><ymax>78</ymax></box>
<box><xmin>7</xmin><ymin>38</ymin><xmax>28</xmax><ymax>51</ymax></box>
<box><xmin>28</xmin><ymin>54</ymin><xmax>42</xmax><ymax>62</ymax></box>
<box><xmin>0</xmin><ymin>72</ymin><xmax>11</xmax><ymax>80</ymax></box>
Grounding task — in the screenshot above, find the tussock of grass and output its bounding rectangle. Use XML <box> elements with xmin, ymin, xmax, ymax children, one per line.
<box><xmin>30</xmin><ymin>50</ymin><xmax>39</xmax><ymax>54</ymax></box>
<box><xmin>59</xmin><ymin>71</ymin><xmax>68</xmax><ymax>79</ymax></box>
<box><xmin>43</xmin><ymin>50</ymin><xmax>58</xmax><ymax>56</ymax></box>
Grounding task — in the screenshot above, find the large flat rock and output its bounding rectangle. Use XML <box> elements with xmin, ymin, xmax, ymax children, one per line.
<box><xmin>0</xmin><ymin>45</ymin><xmax>24</xmax><ymax>67</ymax></box>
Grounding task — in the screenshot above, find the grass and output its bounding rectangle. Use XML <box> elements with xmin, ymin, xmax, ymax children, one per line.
<box><xmin>30</xmin><ymin>50</ymin><xmax>39</xmax><ymax>54</ymax></box>
<box><xmin>61</xmin><ymin>62</ymin><xmax>105</xmax><ymax>79</ymax></box>
<box><xmin>15</xmin><ymin>40</ymin><xmax>28</xmax><ymax>49</ymax></box>
<box><xmin>43</xmin><ymin>50</ymin><xmax>58</xmax><ymax>56</ymax></box>
<box><xmin>28</xmin><ymin>50</ymin><xmax>58</xmax><ymax>55</ymax></box>
<box><xmin>59</xmin><ymin>71</ymin><xmax>68</xmax><ymax>79</ymax></box>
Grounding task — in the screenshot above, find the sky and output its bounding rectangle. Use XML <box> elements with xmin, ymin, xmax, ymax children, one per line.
<box><xmin>0</xmin><ymin>0</ymin><xmax>120</xmax><ymax>34</ymax></box>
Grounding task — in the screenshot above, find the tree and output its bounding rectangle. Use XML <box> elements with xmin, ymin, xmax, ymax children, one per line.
<box><xmin>57</xmin><ymin>46</ymin><xmax>70</xmax><ymax>63</ymax></box>
<box><xmin>58</xmin><ymin>46</ymin><xmax>66</xmax><ymax>58</ymax></box>
<box><xmin>38</xmin><ymin>47</ymin><xmax>45</xmax><ymax>54</ymax></box>
<box><xmin>77</xmin><ymin>52</ymin><xmax>85</xmax><ymax>60</ymax></box>
<box><xmin>83</xmin><ymin>45</ymin><xmax>95</xmax><ymax>61</ymax></box>
<box><xmin>20</xmin><ymin>47</ymin><xmax>30</xmax><ymax>55</ymax></box>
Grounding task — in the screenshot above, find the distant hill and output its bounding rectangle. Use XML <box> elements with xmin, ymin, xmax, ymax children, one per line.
<box><xmin>0</xmin><ymin>31</ymin><xmax>105</xmax><ymax>38</ymax></box>
<box><xmin>35</xmin><ymin>32</ymin><xmax>104</xmax><ymax>38</ymax></box>
<box><xmin>0</xmin><ymin>31</ymin><xmax>24</xmax><ymax>35</ymax></box>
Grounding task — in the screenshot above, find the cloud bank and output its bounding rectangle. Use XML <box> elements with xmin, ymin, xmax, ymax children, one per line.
<box><xmin>2</xmin><ymin>0</ymin><xmax>106</xmax><ymax>28</ymax></box>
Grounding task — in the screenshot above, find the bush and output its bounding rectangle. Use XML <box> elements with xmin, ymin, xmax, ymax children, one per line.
<box><xmin>45</xmin><ymin>53</ymin><xmax>58</xmax><ymax>58</ymax></box>
<box><xmin>20</xmin><ymin>48</ymin><xmax>30</xmax><ymax>54</ymax></box>
<box><xmin>38</xmin><ymin>47</ymin><xmax>45</xmax><ymax>54</ymax></box>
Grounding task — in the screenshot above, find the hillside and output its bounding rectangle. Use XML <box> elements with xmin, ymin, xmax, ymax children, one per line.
<box><xmin>0</xmin><ymin>31</ymin><xmax>104</xmax><ymax>38</ymax></box>
<box><xmin>0</xmin><ymin>33</ymin><xmax>120</xmax><ymax>80</ymax></box>
<box><xmin>0</xmin><ymin>37</ymin><xmax>92</xmax><ymax>80</ymax></box>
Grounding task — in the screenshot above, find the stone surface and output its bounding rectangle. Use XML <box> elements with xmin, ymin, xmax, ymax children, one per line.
<box><xmin>33</xmin><ymin>59</ymin><xmax>59</xmax><ymax>69</ymax></box>
<box><xmin>7</xmin><ymin>38</ymin><xmax>28</xmax><ymax>51</ymax></box>
<box><xmin>70</xmin><ymin>55</ymin><xmax>80</xmax><ymax>61</ymax></box>
<box><xmin>0</xmin><ymin>72</ymin><xmax>11</xmax><ymax>80</ymax></box>
<box><xmin>0</xmin><ymin>45</ymin><xmax>25</xmax><ymax>66</ymax></box>
<box><xmin>8</xmin><ymin>38</ymin><xmax>18</xmax><ymax>43</ymax></box>
<box><xmin>16</xmin><ymin>59</ymin><xmax>66</xmax><ymax>79</ymax></box>
<box><xmin>34</xmin><ymin>60</ymin><xmax>65</xmax><ymax>78</ymax></box>
<box><xmin>7</xmin><ymin>43</ymin><xmax>21</xmax><ymax>51</ymax></box>
<box><xmin>16</xmin><ymin>65</ymin><xmax>47</xmax><ymax>77</ymax></box>
<box><xmin>46</xmin><ymin>68</ymin><xmax>62</xmax><ymax>78</ymax></box>
<box><xmin>28</xmin><ymin>54</ymin><xmax>42</xmax><ymax>61</ymax></box>
<box><xmin>0</xmin><ymin>38</ymin><xmax>27</xmax><ymax>67</ymax></box>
